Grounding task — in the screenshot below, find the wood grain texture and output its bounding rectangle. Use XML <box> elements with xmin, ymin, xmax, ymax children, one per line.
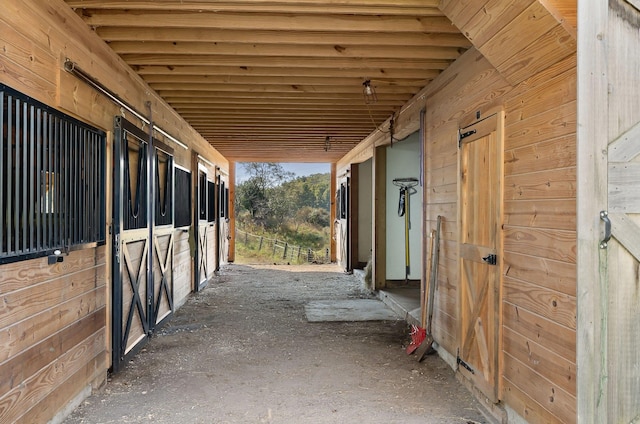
<box><xmin>504</xmin><ymin>302</ymin><xmax>575</xmax><ymax>362</ymax></box>
<box><xmin>503</xmin><ymin>198</ymin><xmax>576</xmax><ymax>231</ymax></box>
<box><xmin>16</xmin><ymin>352</ymin><xmax>105</xmax><ymax>424</ymax></box>
<box><xmin>0</xmin><ymin>287</ymin><xmax>106</xmax><ymax>363</ymax></box>
<box><xmin>502</xmin><ymin>376</ymin><xmax>566</xmax><ymax>423</ymax></box>
<box><xmin>503</xmin><ymin>326</ymin><xmax>576</xmax><ymax>395</ymax></box>
<box><xmin>498</xmin><ymin>23</ymin><xmax>576</xmax><ymax>85</ymax></box>
<box><xmin>0</xmin><ymin>308</ymin><xmax>105</xmax><ymax>398</ymax></box>
<box><xmin>505</xmin><ymin>100</ymin><xmax>576</xmax><ymax>150</ymax></box>
<box><xmin>0</xmin><ymin>330</ymin><xmax>105</xmax><ymax>423</ymax></box>
<box><xmin>504</xmin><ymin>135</ymin><xmax>576</xmax><ymax>176</ymax></box>
<box><xmin>504</xmin><ymin>167</ymin><xmax>576</xmax><ymax>200</ymax></box>
<box><xmin>504</xmin><ymin>251</ymin><xmax>575</xmax><ymax>296</ymax></box>
<box><xmin>503</xmin><ymin>226</ymin><xmax>576</xmax><ymax>263</ymax></box>
<box><xmin>503</xmin><ymin>276</ymin><xmax>576</xmax><ymax>329</ymax></box>
<box><xmin>503</xmin><ymin>352</ymin><xmax>575</xmax><ymax>423</ymax></box>
<box><xmin>479</xmin><ymin>1</ymin><xmax>560</xmax><ymax>67</ymax></box>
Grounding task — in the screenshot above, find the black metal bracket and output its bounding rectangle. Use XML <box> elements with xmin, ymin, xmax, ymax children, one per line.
<box><xmin>457</xmin><ymin>353</ymin><xmax>475</xmax><ymax>374</ymax></box>
<box><xmin>458</xmin><ymin>128</ymin><xmax>477</xmax><ymax>148</ymax></box>
<box><xmin>482</xmin><ymin>254</ymin><xmax>497</xmax><ymax>265</ymax></box>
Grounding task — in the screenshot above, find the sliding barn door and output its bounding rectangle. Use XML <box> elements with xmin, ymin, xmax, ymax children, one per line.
<box><xmin>112</xmin><ymin>117</ymin><xmax>174</xmax><ymax>372</ymax></box>
<box><xmin>578</xmin><ymin>2</ymin><xmax>640</xmax><ymax>421</ymax></box>
<box><xmin>457</xmin><ymin>111</ymin><xmax>504</xmax><ymax>402</ymax></box>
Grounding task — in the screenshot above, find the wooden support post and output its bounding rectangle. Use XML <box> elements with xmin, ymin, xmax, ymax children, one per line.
<box><xmin>258</xmin><ymin>236</ymin><xmax>263</xmax><ymax>251</ymax></box>
<box><xmin>373</xmin><ymin>145</ymin><xmax>387</xmax><ymax>290</ymax></box>
<box><xmin>228</xmin><ymin>162</ymin><xmax>236</xmax><ymax>262</ymax></box>
<box><xmin>330</xmin><ymin>163</ymin><xmax>337</xmax><ymax>262</ymax></box>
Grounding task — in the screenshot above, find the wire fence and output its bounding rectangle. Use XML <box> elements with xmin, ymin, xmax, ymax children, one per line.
<box><xmin>235</xmin><ymin>228</ymin><xmax>330</xmax><ymax>264</ymax></box>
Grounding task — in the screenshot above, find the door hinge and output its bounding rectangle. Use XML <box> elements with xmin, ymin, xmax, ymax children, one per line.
<box><xmin>114</xmin><ymin>234</ymin><xmax>121</xmax><ymax>263</ymax></box>
<box><xmin>458</xmin><ymin>128</ymin><xmax>476</xmax><ymax>148</ymax></box>
<box><xmin>457</xmin><ymin>350</ymin><xmax>475</xmax><ymax>374</ymax></box>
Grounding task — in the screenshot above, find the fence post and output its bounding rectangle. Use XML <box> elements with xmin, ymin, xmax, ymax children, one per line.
<box><xmin>283</xmin><ymin>242</ymin><xmax>288</xmax><ymax>259</ymax></box>
<box><xmin>307</xmin><ymin>248</ymin><xmax>312</xmax><ymax>262</ymax></box>
<box><xmin>245</xmin><ymin>231</ymin><xmax>248</xmax><ymax>245</ymax></box>
<box><xmin>325</xmin><ymin>248</ymin><xmax>329</xmax><ymax>261</ymax></box>
<box><xmin>258</xmin><ymin>236</ymin><xmax>263</xmax><ymax>251</ymax></box>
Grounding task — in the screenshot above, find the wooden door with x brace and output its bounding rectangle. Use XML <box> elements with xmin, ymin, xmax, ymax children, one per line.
<box><xmin>457</xmin><ymin>110</ymin><xmax>504</xmax><ymax>402</ymax></box>
<box><xmin>112</xmin><ymin>117</ymin><xmax>175</xmax><ymax>372</ymax></box>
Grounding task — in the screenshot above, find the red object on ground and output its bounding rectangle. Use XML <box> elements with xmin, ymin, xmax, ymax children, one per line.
<box><xmin>406</xmin><ymin>324</ymin><xmax>426</xmax><ymax>354</ymax></box>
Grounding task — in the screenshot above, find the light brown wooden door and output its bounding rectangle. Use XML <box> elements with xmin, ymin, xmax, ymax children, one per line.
<box><xmin>458</xmin><ymin>112</ymin><xmax>503</xmax><ymax>402</ymax></box>
<box><xmin>578</xmin><ymin>2</ymin><xmax>640</xmax><ymax>422</ymax></box>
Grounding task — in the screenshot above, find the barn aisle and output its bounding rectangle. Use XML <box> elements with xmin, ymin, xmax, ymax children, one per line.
<box><xmin>64</xmin><ymin>264</ymin><xmax>487</xmax><ymax>424</ymax></box>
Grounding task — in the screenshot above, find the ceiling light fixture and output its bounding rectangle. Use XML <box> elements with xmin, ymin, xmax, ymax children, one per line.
<box><xmin>362</xmin><ymin>80</ymin><xmax>377</xmax><ymax>104</ymax></box>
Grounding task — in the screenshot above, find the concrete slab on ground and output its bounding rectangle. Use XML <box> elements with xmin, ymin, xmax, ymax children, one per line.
<box><xmin>305</xmin><ymin>299</ymin><xmax>400</xmax><ymax>322</ymax></box>
<box><xmin>379</xmin><ymin>288</ymin><xmax>421</xmax><ymax>326</ymax></box>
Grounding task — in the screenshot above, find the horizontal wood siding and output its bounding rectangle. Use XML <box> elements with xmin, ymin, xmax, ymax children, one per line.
<box><xmin>424</xmin><ymin>49</ymin><xmax>512</xmax><ymax>355</ymax></box>
<box><xmin>0</xmin><ymin>248</ymin><xmax>107</xmax><ymax>423</ymax></box>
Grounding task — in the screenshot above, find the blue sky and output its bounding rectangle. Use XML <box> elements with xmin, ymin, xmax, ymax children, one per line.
<box><xmin>235</xmin><ymin>162</ymin><xmax>330</xmax><ymax>183</ymax></box>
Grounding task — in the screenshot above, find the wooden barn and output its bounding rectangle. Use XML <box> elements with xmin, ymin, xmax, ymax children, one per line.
<box><xmin>0</xmin><ymin>1</ymin><xmax>639</xmax><ymax>423</ymax></box>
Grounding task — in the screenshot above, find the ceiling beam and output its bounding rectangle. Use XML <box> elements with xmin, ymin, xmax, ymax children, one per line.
<box><xmin>109</xmin><ymin>41</ymin><xmax>465</xmax><ymax>61</ymax></box>
<box><xmin>142</xmin><ymin>74</ymin><xmax>433</xmax><ymax>87</ymax></box>
<box><xmin>68</xmin><ymin>1</ymin><xmax>441</xmax><ymax>16</ymax></box>
<box><xmin>96</xmin><ymin>28</ymin><xmax>471</xmax><ymax>48</ymax></box>
<box><xmin>79</xmin><ymin>12</ymin><xmax>459</xmax><ymax>33</ymax></box>
<box><xmin>134</xmin><ymin>65</ymin><xmax>445</xmax><ymax>79</ymax></box>
<box><xmin>157</xmin><ymin>90</ymin><xmax>413</xmax><ymax>100</ymax></box>
<box><xmin>149</xmin><ymin>83</ymin><xmax>420</xmax><ymax>94</ymax></box>
<box><xmin>122</xmin><ymin>55</ymin><xmax>454</xmax><ymax>69</ymax></box>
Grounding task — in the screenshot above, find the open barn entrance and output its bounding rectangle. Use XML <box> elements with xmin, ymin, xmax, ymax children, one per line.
<box><xmin>234</xmin><ymin>162</ymin><xmax>331</xmax><ymax>265</ymax></box>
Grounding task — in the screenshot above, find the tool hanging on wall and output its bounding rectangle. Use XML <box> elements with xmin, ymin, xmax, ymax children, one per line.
<box><xmin>393</xmin><ymin>177</ymin><xmax>419</xmax><ymax>283</ymax></box>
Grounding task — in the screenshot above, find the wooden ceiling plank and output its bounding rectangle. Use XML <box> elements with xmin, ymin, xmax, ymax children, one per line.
<box><xmin>171</xmin><ymin>103</ymin><xmax>400</xmax><ymax>111</ymax></box>
<box><xmin>143</xmin><ymin>74</ymin><xmax>434</xmax><ymax>87</ymax></box>
<box><xmin>166</xmin><ymin>98</ymin><xmax>407</xmax><ymax>107</ymax></box>
<box><xmin>79</xmin><ymin>12</ymin><xmax>460</xmax><ymax>34</ymax></box>
<box><xmin>134</xmin><ymin>65</ymin><xmax>448</xmax><ymax>78</ymax></box>
<box><xmin>67</xmin><ymin>0</ymin><xmax>439</xmax><ymax>7</ymax></box>
<box><xmin>149</xmin><ymin>83</ymin><xmax>421</xmax><ymax>94</ymax></box>
<box><xmin>66</xmin><ymin>1</ymin><xmax>442</xmax><ymax>16</ymax></box>
<box><xmin>158</xmin><ymin>91</ymin><xmax>413</xmax><ymax>100</ymax></box>
<box><xmin>67</xmin><ymin>0</ymin><xmax>442</xmax><ymax>16</ymax></box>
<box><xmin>108</xmin><ymin>41</ymin><xmax>465</xmax><ymax>61</ymax></box>
<box><xmin>96</xmin><ymin>28</ymin><xmax>471</xmax><ymax>48</ymax></box>
<box><xmin>121</xmin><ymin>55</ymin><xmax>454</xmax><ymax>69</ymax></box>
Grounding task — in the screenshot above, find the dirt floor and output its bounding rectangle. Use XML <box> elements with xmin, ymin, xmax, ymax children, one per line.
<box><xmin>64</xmin><ymin>264</ymin><xmax>488</xmax><ymax>424</ymax></box>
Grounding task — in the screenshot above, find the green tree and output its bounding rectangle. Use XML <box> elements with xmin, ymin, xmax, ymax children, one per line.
<box><xmin>236</xmin><ymin>163</ymin><xmax>294</xmax><ymax>229</ymax></box>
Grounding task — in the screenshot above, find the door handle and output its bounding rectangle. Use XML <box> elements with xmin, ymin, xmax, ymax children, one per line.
<box><xmin>600</xmin><ymin>210</ymin><xmax>611</xmax><ymax>249</ymax></box>
<box><xmin>482</xmin><ymin>254</ymin><xmax>497</xmax><ymax>265</ymax></box>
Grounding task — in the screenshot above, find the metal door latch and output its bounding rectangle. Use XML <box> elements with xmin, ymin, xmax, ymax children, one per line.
<box><xmin>482</xmin><ymin>254</ymin><xmax>497</xmax><ymax>265</ymax></box>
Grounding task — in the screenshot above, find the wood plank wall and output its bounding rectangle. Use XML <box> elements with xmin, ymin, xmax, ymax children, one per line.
<box><xmin>1</xmin><ymin>0</ymin><xmax>227</xmax><ymax>422</ymax></box>
<box><xmin>0</xmin><ymin>248</ymin><xmax>107</xmax><ymax>423</ymax></box>
<box><xmin>338</xmin><ymin>1</ymin><xmax>577</xmax><ymax>421</ymax></box>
